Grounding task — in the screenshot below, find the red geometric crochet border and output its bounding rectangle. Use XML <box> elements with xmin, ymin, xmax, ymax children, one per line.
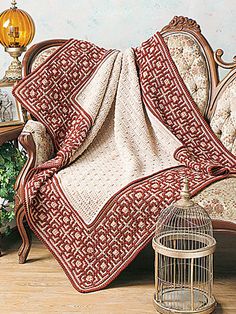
<box><xmin>13</xmin><ymin>39</ymin><xmax>116</xmax><ymax>205</ymax></box>
<box><xmin>26</xmin><ymin>166</ymin><xmax>226</xmax><ymax>292</ymax></box>
<box><xmin>13</xmin><ymin>39</ymin><xmax>111</xmax><ymax>150</ymax></box>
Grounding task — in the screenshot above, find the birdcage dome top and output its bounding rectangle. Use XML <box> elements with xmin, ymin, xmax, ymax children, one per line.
<box><xmin>155</xmin><ymin>178</ymin><xmax>213</xmax><ymax>238</ymax></box>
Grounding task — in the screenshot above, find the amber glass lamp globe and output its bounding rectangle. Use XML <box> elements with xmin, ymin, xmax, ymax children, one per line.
<box><xmin>0</xmin><ymin>0</ymin><xmax>35</xmax><ymax>82</ymax></box>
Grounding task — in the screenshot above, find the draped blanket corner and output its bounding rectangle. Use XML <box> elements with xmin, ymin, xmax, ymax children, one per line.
<box><xmin>13</xmin><ymin>33</ymin><xmax>235</xmax><ymax>292</ymax></box>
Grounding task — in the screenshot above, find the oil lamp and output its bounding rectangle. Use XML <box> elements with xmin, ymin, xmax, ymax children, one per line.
<box><xmin>0</xmin><ymin>0</ymin><xmax>35</xmax><ymax>82</ymax></box>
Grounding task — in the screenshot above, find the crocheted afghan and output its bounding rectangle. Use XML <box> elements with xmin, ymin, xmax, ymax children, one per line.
<box><xmin>13</xmin><ymin>32</ymin><xmax>236</xmax><ymax>292</ymax></box>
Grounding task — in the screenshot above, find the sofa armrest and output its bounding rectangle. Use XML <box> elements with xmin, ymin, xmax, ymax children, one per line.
<box><xmin>14</xmin><ymin>121</ymin><xmax>54</xmax><ymax>215</ymax></box>
<box><xmin>14</xmin><ymin>132</ymin><xmax>36</xmax><ymax>196</ymax></box>
<box><xmin>22</xmin><ymin>120</ymin><xmax>55</xmax><ymax>167</ymax></box>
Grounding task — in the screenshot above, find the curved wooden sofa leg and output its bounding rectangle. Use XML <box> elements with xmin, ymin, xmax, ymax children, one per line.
<box><xmin>15</xmin><ymin>202</ymin><xmax>32</xmax><ymax>264</ymax></box>
<box><xmin>14</xmin><ymin>132</ymin><xmax>36</xmax><ymax>264</ymax></box>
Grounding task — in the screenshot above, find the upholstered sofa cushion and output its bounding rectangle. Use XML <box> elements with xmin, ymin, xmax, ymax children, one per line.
<box><xmin>210</xmin><ymin>78</ymin><xmax>236</xmax><ymax>154</ymax></box>
<box><xmin>31</xmin><ymin>47</ymin><xmax>58</xmax><ymax>72</ymax></box>
<box><xmin>23</xmin><ymin>120</ymin><xmax>55</xmax><ymax>166</ymax></box>
<box><xmin>164</xmin><ymin>33</ymin><xmax>209</xmax><ymax>114</ymax></box>
<box><xmin>193</xmin><ymin>177</ymin><xmax>236</xmax><ymax>222</ymax></box>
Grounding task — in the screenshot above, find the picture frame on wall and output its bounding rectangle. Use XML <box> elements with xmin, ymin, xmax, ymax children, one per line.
<box><xmin>0</xmin><ymin>81</ymin><xmax>24</xmax><ymax>127</ymax></box>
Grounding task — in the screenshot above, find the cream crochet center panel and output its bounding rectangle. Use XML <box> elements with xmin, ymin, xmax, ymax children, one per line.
<box><xmin>26</xmin><ymin>40</ymin><xmax>236</xmax><ymax>225</ymax></box>
<box><xmin>56</xmin><ymin>49</ymin><xmax>182</xmax><ymax>225</ymax></box>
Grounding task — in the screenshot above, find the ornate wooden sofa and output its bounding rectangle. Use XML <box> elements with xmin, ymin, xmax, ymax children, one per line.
<box><xmin>14</xmin><ymin>16</ymin><xmax>236</xmax><ymax>264</ymax></box>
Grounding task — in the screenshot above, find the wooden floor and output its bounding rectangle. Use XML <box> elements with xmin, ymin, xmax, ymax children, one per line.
<box><xmin>0</xmin><ymin>231</ymin><xmax>236</xmax><ymax>314</ymax></box>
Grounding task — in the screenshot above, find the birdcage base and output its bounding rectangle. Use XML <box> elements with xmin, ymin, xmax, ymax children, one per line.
<box><xmin>153</xmin><ymin>288</ymin><xmax>216</xmax><ymax>314</ymax></box>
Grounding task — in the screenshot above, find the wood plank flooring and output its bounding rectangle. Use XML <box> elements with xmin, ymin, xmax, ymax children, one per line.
<box><xmin>0</xmin><ymin>231</ymin><xmax>235</xmax><ymax>314</ymax></box>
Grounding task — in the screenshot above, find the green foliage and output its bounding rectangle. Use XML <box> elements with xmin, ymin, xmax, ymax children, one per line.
<box><xmin>0</xmin><ymin>142</ymin><xmax>26</xmax><ymax>233</ymax></box>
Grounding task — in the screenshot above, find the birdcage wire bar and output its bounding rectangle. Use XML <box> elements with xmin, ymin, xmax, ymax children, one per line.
<box><xmin>152</xmin><ymin>178</ymin><xmax>216</xmax><ymax>314</ymax></box>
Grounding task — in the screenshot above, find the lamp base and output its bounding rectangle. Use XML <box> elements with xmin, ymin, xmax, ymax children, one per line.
<box><xmin>0</xmin><ymin>47</ymin><xmax>26</xmax><ymax>83</ymax></box>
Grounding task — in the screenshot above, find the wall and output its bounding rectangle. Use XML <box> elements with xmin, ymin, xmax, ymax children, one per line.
<box><xmin>0</xmin><ymin>0</ymin><xmax>235</xmax><ymax>79</ymax></box>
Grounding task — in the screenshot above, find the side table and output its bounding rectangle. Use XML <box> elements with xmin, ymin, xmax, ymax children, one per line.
<box><xmin>0</xmin><ymin>125</ymin><xmax>24</xmax><ymax>146</ymax></box>
<box><xmin>0</xmin><ymin>124</ymin><xmax>24</xmax><ymax>256</ymax></box>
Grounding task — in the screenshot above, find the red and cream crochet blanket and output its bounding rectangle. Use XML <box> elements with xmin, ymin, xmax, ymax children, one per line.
<box><xmin>13</xmin><ymin>32</ymin><xmax>236</xmax><ymax>293</ymax></box>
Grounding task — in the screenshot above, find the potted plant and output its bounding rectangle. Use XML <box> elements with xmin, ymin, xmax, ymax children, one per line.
<box><xmin>0</xmin><ymin>142</ymin><xmax>26</xmax><ymax>235</ymax></box>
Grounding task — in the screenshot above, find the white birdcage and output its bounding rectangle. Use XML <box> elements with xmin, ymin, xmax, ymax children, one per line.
<box><xmin>152</xmin><ymin>178</ymin><xmax>216</xmax><ymax>314</ymax></box>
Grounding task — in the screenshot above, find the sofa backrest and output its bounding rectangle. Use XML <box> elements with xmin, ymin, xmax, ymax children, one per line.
<box><xmin>161</xmin><ymin>16</ymin><xmax>236</xmax><ymax>153</ymax></box>
<box><xmin>22</xmin><ymin>16</ymin><xmax>236</xmax><ymax>153</ymax></box>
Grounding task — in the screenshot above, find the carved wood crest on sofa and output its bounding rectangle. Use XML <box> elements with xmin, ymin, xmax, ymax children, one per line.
<box><xmin>14</xmin><ymin>16</ymin><xmax>236</xmax><ymax>265</ymax></box>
